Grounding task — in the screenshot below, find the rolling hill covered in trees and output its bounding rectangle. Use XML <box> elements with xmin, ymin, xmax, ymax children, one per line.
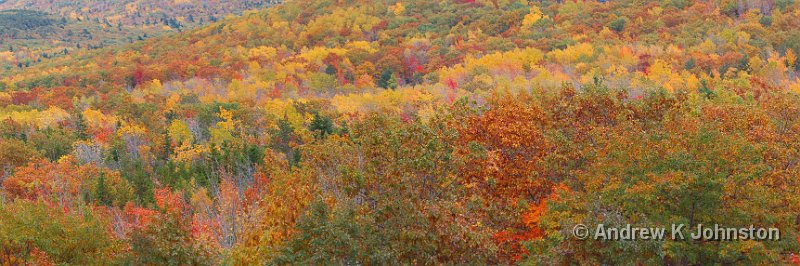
<box><xmin>2</xmin><ymin>0</ymin><xmax>800</xmax><ymax>264</ymax></box>
<box><xmin>0</xmin><ymin>0</ymin><xmax>281</xmax><ymax>74</ymax></box>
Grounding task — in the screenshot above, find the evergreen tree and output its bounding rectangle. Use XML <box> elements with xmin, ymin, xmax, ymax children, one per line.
<box><xmin>309</xmin><ymin>112</ymin><xmax>335</xmax><ymax>139</ymax></box>
<box><xmin>377</xmin><ymin>69</ymin><xmax>397</xmax><ymax>89</ymax></box>
<box><xmin>94</xmin><ymin>175</ymin><xmax>112</xmax><ymax>206</ymax></box>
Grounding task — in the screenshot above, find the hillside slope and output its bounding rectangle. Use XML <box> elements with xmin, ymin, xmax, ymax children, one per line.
<box><xmin>0</xmin><ymin>0</ymin><xmax>282</xmax><ymax>24</ymax></box>
<box><xmin>1</xmin><ymin>0</ymin><xmax>800</xmax><ymax>265</ymax></box>
<box><xmin>0</xmin><ymin>0</ymin><xmax>281</xmax><ymax>72</ymax></box>
<box><xmin>5</xmin><ymin>0</ymin><xmax>800</xmax><ymax>94</ymax></box>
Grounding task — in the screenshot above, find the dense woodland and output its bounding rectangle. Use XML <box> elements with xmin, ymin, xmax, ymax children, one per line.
<box><xmin>0</xmin><ymin>0</ymin><xmax>281</xmax><ymax>74</ymax></box>
<box><xmin>1</xmin><ymin>0</ymin><xmax>800</xmax><ymax>264</ymax></box>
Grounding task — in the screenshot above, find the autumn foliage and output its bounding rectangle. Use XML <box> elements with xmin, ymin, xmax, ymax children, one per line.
<box><xmin>2</xmin><ymin>0</ymin><xmax>800</xmax><ymax>264</ymax></box>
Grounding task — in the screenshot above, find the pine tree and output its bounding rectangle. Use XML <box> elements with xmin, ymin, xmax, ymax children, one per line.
<box><xmin>75</xmin><ymin>112</ymin><xmax>89</xmax><ymax>140</ymax></box>
<box><xmin>378</xmin><ymin>69</ymin><xmax>397</xmax><ymax>89</ymax></box>
<box><xmin>309</xmin><ymin>112</ymin><xmax>335</xmax><ymax>139</ymax></box>
<box><xmin>163</xmin><ymin>130</ymin><xmax>172</xmax><ymax>161</ymax></box>
<box><xmin>94</xmin><ymin>175</ymin><xmax>112</xmax><ymax>206</ymax></box>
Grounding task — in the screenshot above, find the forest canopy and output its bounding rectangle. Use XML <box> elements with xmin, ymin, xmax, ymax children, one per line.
<box><xmin>1</xmin><ymin>0</ymin><xmax>800</xmax><ymax>265</ymax></box>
